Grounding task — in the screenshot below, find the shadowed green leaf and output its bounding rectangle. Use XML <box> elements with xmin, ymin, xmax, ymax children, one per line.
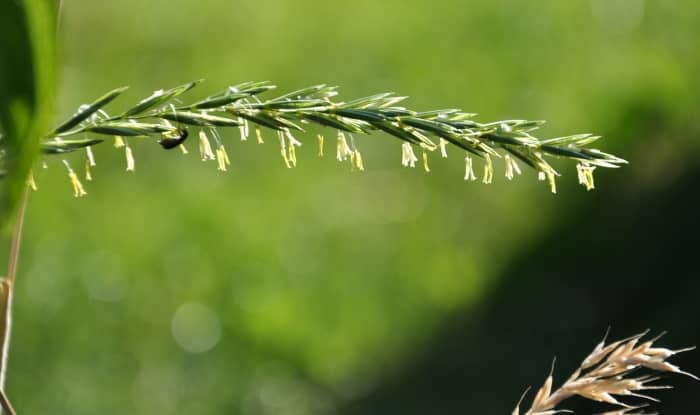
<box><xmin>0</xmin><ymin>0</ymin><xmax>56</xmax><ymax>227</ymax></box>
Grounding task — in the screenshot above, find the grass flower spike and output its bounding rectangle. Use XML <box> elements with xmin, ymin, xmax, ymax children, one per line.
<box><xmin>29</xmin><ymin>80</ymin><xmax>627</xmax><ymax>196</ymax></box>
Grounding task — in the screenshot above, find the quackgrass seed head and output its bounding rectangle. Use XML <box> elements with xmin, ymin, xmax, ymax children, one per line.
<box><xmin>31</xmin><ymin>80</ymin><xmax>628</xmax><ymax>196</ymax></box>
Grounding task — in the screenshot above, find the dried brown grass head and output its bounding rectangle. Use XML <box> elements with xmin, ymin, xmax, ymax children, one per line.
<box><xmin>513</xmin><ymin>331</ymin><xmax>697</xmax><ymax>415</ymax></box>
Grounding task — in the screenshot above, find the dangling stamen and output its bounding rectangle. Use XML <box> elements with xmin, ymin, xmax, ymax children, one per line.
<box><xmin>504</xmin><ymin>154</ymin><xmax>521</xmax><ymax>180</ymax></box>
<box><xmin>216</xmin><ymin>144</ymin><xmax>231</xmax><ymax>172</ymax></box>
<box><xmin>278</xmin><ymin>130</ymin><xmax>291</xmax><ymax>168</ymax></box>
<box><xmin>317</xmin><ymin>134</ymin><xmax>324</xmax><ymax>157</ymax></box>
<box><xmin>464</xmin><ymin>155</ymin><xmax>477</xmax><ymax>181</ymax></box>
<box><xmin>84</xmin><ymin>144</ymin><xmax>96</xmax><ymax>181</ymax></box>
<box><xmin>285</xmin><ymin>130</ymin><xmax>302</xmax><ymax>168</ymax></box>
<box><xmin>577</xmin><ymin>163</ymin><xmax>585</xmax><ymax>185</ymax></box>
<box><xmin>576</xmin><ymin>162</ymin><xmax>596</xmax><ymax>191</ymax></box>
<box><xmin>536</xmin><ymin>161</ymin><xmax>559</xmax><ymax>193</ymax></box>
<box><xmin>239</xmin><ymin>118</ymin><xmax>249</xmax><ymax>141</ymax></box>
<box><xmin>354</xmin><ymin>150</ymin><xmax>365</xmax><ymax>171</ymax></box>
<box><xmin>422</xmin><ymin>150</ymin><xmax>430</xmax><ymax>172</ymax></box>
<box><xmin>125</xmin><ymin>145</ymin><xmax>135</xmax><ymax>172</ymax></box>
<box><xmin>401</xmin><ymin>142</ymin><xmax>418</xmax><ymax>168</ymax></box>
<box><xmin>505</xmin><ymin>155</ymin><xmax>514</xmax><ymax>180</ymax></box>
<box><xmin>198</xmin><ymin>130</ymin><xmax>216</xmax><ymax>161</ymax></box>
<box><xmin>85</xmin><ymin>159</ymin><xmax>93</xmax><ymax>181</ymax></box>
<box><xmin>439</xmin><ymin>138</ymin><xmax>448</xmax><ymax>158</ymax></box>
<box><xmin>114</xmin><ymin>135</ymin><xmax>125</xmax><ymax>148</ymax></box>
<box><xmin>285</xmin><ymin>129</ymin><xmax>302</xmax><ymax>148</ymax></box>
<box><xmin>337</xmin><ymin>131</ymin><xmax>353</xmax><ymax>161</ymax></box>
<box><xmin>511</xmin><ymin>154</ymin><xmax>522</xmax><ymax>176</ymax></box>
<box><xmin>62</xmin><ymin>160</ymin><xmax>87</xmax><ymax>197</ymax></box>
<box><xmin>86</xmin><ymin>146</ymin><xmax>96</xmax><ymax>167</ymax></box>
<box><xmin>255</xmin><ymin>127</ymin><xmax>264</xmax><ymax>144</ymax></box>
<box><xmin>547</xmin><ymin>170</ymin><xmax>557</xmax><ymax>194</ymax></box>
<box><xmin>482</xmin><ymin>153</ymin><xmax>493</xmax><ymax>184</ymax></box>
<box><xmin>288</xmin><ymin>144</ymin><xmax>297</xmax><ymax>167</ymax></box>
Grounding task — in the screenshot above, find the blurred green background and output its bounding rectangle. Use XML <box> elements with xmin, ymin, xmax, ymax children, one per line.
<box><xmin>4</xmin><ymin>0</ymin><xmax>700</xmax><ymax>414</ymax></box>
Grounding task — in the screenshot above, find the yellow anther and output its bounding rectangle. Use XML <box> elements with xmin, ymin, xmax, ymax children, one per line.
<box><xmin>114</xmin><ymin>135</ymin><xmax>125</xmax><ymax>148</ymax></box>
<box><xmin>125</xmin><ymin>145</ymin><xmax>135</xmax><ymax>172</ymax></box>
<box><xmin>85</xmin><ymin>160</ymin><xmax>93</xmax><ymax>181</ymax></box>
<box><xmin>318</xmin><ymin>134</ymin><xmax>324</xmax><ymax>157</ymax></box>
<box><xmin>86</xmin><ymin>146</ymin><xmax>96</xmax><ymax>167</ymax></box>
<box><xmin>278</xmin><ymin>130</ymin><xmax>291</xmax><ymax>168</ymax></box>
<box><xmin>337</xmin><ymin>131</ymin><xmax>352</xmax><ymax>161</ymax></box>
<box><xmin>239</xmin><ymin>118</ymin><xmax>249</xmax><ymax>141</ymax></box>
<box><xmin>284</xmin><ymin>129</ymin><xmax>301</xmax><ymax>168</ymax></box>
<box><xmin>288</xmin><ymin>142</ymin><xmax>297</xmax><ymax>167</ymax></box>
<box><xmin>354</xmin><ymin>150</ymin><xmax>365</xmax><ymax>171</ymax></box>
<box><xmin>482</xmin><ymin>153</ymin><xmax>493</xmax><ymax>184</ymax></box>
<box><xmin>216</xmin><ymin>145</ymin><xmax>231</xmax><ymax>171</ymax></box>
<box><xmin>464</xmin><ymin>155</ymin><xmax>477</xmax><ymax>181</ymax></box>
<box><xmin>439</xmin><ymin>138</ymin><xmax>448</xmax><ymax>158</ymax></box>
<box><xmin>577</xmin><ymin>163</ymin><xmax>596</xmax><ymax>191</ymax></box>
<box><xmin>504</xmin><ymin>154</ymin><xmax>521</xmax><ymax>180</ymax></box>
<box><xmin>63</xmin><ymin>160</ymin><xmax>86</xmax><ymax>197</ymax></box>
<box><xmin>198</xmin><ymin>131</ymin><xmax>216</xmax><ymax>161</ymax></box>
<box><xmin>547</xmin><ymin>170</ymin><xmax>557</xmax><ymax>194</ymax></box>
<box><xmin>401</xmin><ymin>142</ymin><xmax>418</xmax><ymax>168</ymax></box>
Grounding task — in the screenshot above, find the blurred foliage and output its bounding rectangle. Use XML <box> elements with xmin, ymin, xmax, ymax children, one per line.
<box><xmin>0</xmin><ymin>0</ymin><xmax>56</xmax><ymax>227</ymax></box>
<box><xmin>2</xmin><ymin>0</ymin><xmax>699</xmax><ymax>414</ymax></box>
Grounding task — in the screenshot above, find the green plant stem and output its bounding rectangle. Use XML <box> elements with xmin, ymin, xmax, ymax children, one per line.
<box><xmin>7</xmin><ymin>188</ymin><xmax>28</xmax><ymax>285</ymax></box>
<box><xmin>0</xmin><ymin>390</ymin><xmax>16</xmax><ymax>415</ymax></box>
<box><xmin>0</xmin><ymin>188</ymin><xmax>27</xmax><ymax>415</ymax></box>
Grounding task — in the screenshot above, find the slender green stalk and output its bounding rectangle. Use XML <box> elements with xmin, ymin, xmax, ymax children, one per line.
<box><xmin>0</xmin><ymin>390</ymin><xmax>15</xmax><ymax>415</ymax></box>
<box><xmin>0</xmin><ymin>279</ymin><xmax>13</xmax><ymax>415</ymax></box>
<box><xmin>37</xmin><ymin>80</ymin><xmax>626</xmax><ymax>195</ymax></box>
<box><xmin>6</xmin><ymin>189</ymin><xmax>27</xmax><ymax>286</ymax></box>
<box><xmin>0</xmin><ymin>189</ymin><xmax>27</xmax><ymax>415</ymax></box>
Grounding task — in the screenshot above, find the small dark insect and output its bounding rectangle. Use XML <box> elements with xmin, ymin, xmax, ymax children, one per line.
<box><xmin>158</xmin><ymin>128</ymin><xmax>189</xmax><ymax>150</ymax></box>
